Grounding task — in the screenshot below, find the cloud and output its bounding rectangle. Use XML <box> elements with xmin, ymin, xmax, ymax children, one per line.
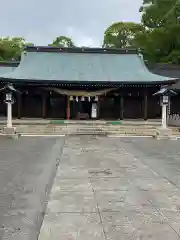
<box><xmin>0</xmin><ymin>0</ymin><xmax>142</xmax><ymax>46</ymax></box>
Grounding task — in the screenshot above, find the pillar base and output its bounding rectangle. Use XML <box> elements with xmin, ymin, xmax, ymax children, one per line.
<box><xmin>3</xmin><ymin>127</ymin><xmax>21</xmax><ymax>139</ymax></box>
<box><xmin>155</xmin><ymin>127</ymin><xmax>173</xmax><ymax>140</ymax></box>
<box><xmin>3</xmin><ymin>127</ymin><xmax>16</xmax><ymax>135</ymax></box>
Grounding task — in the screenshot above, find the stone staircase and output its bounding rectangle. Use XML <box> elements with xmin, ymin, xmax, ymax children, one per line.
<box><xmin>0</xmin><ymin>123</ymin><xmax>176</xmax><ymax>137</ymax></box>
<box><xmin>0</xmin><ymin>121</ymin><xmax>179</xmax><ymax>137</ymax></box>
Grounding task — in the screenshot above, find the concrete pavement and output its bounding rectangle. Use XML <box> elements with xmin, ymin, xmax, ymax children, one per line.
<box><xmin>38</xmin><ymin>136</ymin><xmax>180</xmax><ymax>240</ymax></box>
<box><xmin>0</xmin><ymin>136</ymin><xmax>65</xmax><ymax>240</ymax></box>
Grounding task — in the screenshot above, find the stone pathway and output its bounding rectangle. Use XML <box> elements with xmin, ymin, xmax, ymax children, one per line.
<box><xmin>38</xmin><ymin>136</ymin><xmax>180</xmax><ymax>240</ymax></box>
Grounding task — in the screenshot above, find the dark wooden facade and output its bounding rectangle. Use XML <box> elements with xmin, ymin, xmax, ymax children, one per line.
<box><xmin>0</xmin><ymin>84</ymin><xmax>168</xmax><ymax>120</ymax></box>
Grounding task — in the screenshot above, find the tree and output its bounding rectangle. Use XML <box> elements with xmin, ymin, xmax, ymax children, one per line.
<box><xmin>50</xmin><ymin>36</ymin><xmax>75</xmax><ymax>47</ymax></box>
<box><xmin>133</xmin><ymin>28</ymin><xmax>172</xmax><ymax>62</ymax></box>
<box><xmin>140</xmin><ymin>0</ymin><xmax>180</xmax><ymax>28</ymax></box>
<box><xmin>0</xmin><ymin>37</ymin><xmax>34</xmax><ymax>61</ymax></box>
<box><xmin>103</xmin><ymin>22</ymin><xmax>145</xmax><ymax>48</ymax></box>
<box><xmin>138</xmin><ymin>0</ymin><xmax>180</xmax><ymax>63</ymax></box>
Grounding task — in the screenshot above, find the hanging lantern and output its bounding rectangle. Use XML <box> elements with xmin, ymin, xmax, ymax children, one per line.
<box><xmin>76</xmin><ymin>96</ymin><xmax>79</xmax><ymax>102</ymax></box>
<box><xmin>95</xmin><ymin>96</ymin><xmax>98</xmax><ymax>102</ymax></box>
<box><xmin>81</xmin><ymin>96</ymin><xmax>85</xmax><ymax>101</ymax></box>
<box><xmin>70</xmin><ymin>96</ymin><xmax>73</xmax><ymax>101</ymax></box>
<box><xmin>88</xmin><ymin>96</ymin><xmax>91</xmax><ymax>102</ymax></box>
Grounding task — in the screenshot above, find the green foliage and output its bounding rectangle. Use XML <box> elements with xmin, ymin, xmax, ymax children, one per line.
<box><xmin>138</xmin><ymin>0</ymin><xmax>180</xmax><ymax>63</ymax></box>
<box><xmin>0</xmin><ymin>35</ymin><xmax>75</xmax><ymax>61</ymax></box>
<box><xmin>50</xmin><ymin>36</ymin><xmax>75</xmax><ymax>47</ymax></box>
<box><xmin>133</xmin><ymin>27</ymin><xmax>172</xmax><ymax>62</ymax></box>
<box><xmin>0</xmin><ymin>37</ymin><xmax>34</xmax><ymax>61</ymax></box>
<box><xmin>102</xmin><ymin>0</ymin><xmax>180</xmax><ymax>64</ymax></box>
<box><xmin>140</xmin><ymin>0</ymin><xmax>180</xmax><ymax>28</ymax></box>
<box><xmin>161</xmin><ymin>50</ymin><xmax>180</xmax><ymax>64</ymax></box>
<box><xmin>103</xmin><ymin>22</ymin><xmax>144</xmax><ymax>48</ymax></box>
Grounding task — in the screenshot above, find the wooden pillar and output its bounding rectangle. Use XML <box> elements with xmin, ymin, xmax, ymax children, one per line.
<box><xmin>120</xmin><ymin>95</ymin><xmax>124</xmax><ymax>120</ymax></box>
<box><xmin>17</xmin><ymin>93</ymin><xmax>22</xmax><ymax>119</ymax></box>
<box><xmin>144</xmin><ymin>91</ymin><xmax>148</xmax><ymax>120</ymax></box>
<box><xmin>42</xmin><ymin>93</ymin><xmax>47</xmax><ymax>118</ymax></box>
<box><xmin>97</xmin><ymin>99</ymin><xmax>100</xmax><ymax>119</ymax></box>
<box><xmin>66</xmin><ymin>96</ymin><xmax>70</xmax><ymax>120</ymax></box>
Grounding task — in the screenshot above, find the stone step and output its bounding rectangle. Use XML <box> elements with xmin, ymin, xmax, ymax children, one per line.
<box><xmin>16</xmin><ymin>130</ymin><xmax>157</xmax><ymax>136</ymax></box>
<box><xmin>16</xmin><ymin>125</ymin><xmax>173</xmax><ymax>128</ymax></box>
<box><xmin>15</xmin><ymin>125</ymin><xmax>158</xmax><ymax>129</ymax></box>
<box><xmin>16</xmin><ymin>125</ymin><xmax>157</xmax><ymax>130</ymax></box>
<box><xmin>1</xmin><ymin>124</ymin><xmax>179</xmax><ymax>136</ymax></box>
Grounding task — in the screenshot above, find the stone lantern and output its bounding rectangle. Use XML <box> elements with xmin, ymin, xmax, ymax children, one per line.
<box><xmin>0</xmin><ymin>83</ymin><xmax>19</xmax><ymax>135</ymax></box>
<box><xmin>153</xmin><ymin>86</ymin><xmax>177</xmax><ymax>139</ymax></box>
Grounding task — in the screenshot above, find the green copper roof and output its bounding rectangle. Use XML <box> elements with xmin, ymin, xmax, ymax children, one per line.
<box><xmin>0</xmin><ymin>47</ymin><xmax>175</xmax><ymax>84</ymax></box>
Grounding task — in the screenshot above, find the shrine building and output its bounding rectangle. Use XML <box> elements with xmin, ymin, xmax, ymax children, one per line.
<box><xmin>0</xmin><ymin>46</ymin><xmax>178</xmax><ymax>120</ymax></box>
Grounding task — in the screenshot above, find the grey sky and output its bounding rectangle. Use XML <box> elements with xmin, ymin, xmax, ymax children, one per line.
<box><xmin>0</xmin><ymin>0</ymin><xmax>142</xmax><ymax>46</ymax></box>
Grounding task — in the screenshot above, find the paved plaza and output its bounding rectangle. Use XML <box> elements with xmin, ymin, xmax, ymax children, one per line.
<box><xmin>38</xmin><ymin>136</ymin><xmax>180</xmax><ymax>240</ymax></box>
<box><xmin>0</xmin><ymin>136</ymin><xmax>65</xmax><ymax>240</ymax></box>
<box><xmin>1</xmin><ymin>136</ymin><xmax>180</xmax><ymax>239</ymax></box>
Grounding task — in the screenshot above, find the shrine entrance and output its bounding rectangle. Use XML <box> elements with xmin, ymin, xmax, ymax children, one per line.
<box><xmin>71</xmin><ymin>100</ymin><xmax>92</xmax><ymax>119</ymax></box>
<box><xmin>70</xmin><ymin>97</ymin><xmax>98</xmax><ymax>120</ymax></box>
<box><xmin>47</xmin><ymin>88</ymin><xmax>113</xmax><ymax>120</ymax></box>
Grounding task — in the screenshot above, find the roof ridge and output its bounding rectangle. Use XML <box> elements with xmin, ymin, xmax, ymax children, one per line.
<box><xmin>24</xmin><ymin>46</ymin><xmax>138</xmax><ymax>55</ymax></box>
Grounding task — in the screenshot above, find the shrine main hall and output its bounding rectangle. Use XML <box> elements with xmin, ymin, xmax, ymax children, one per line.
<box><xmin>0</xmin><ymin>46</ymin><xmax>179</xmax><ymax>120</ymax></box>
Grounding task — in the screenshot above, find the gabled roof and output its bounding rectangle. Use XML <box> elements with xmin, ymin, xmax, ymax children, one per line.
<box><xmin>0</xmin><ymin>46</ymin><xmax>176</xmax><ymax>85</ymax></box>
<box><xmin>153</xmin><ymin>86</ymin><xmax>177</xmax><ymax>96</ymax></box>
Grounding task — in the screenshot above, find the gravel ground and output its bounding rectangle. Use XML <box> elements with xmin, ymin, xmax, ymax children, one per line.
<box><xmin>0</xmin><ymin>136</ymin><xmax>65</xmax><ymax>240</ymax></box>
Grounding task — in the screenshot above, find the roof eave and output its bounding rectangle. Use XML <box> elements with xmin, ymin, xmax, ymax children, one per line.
<box><xmin>0</xmin><ymin>77</ymin><xmax>176</xmax><ymax>86</ymax></box>
<box><xmin>0</xmin><ymin>61</ymin><xmax>20</xmax><ymax>67</ymax></box>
